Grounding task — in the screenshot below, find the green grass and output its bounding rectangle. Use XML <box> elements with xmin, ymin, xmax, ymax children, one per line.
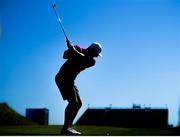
<box><xmin>0</xmin><ymin>125</ymin><xmax>179</xmax><ymax>136</ymax></box>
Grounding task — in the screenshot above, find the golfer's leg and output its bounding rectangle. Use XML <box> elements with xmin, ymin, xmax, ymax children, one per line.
<box><xmin>63</xmin><ymin>85</ymin><xmax>82</xmax><ymax>129</ymax></box>
<box><xmin>62</xmin><ymin>84</ymin><xmax>74</xmax><ymax>130</ymax></box>
<box><xmin>64</xmin><ymin>105</ymin><xmax>70</xmax><ymax>128</ymax></box>
<box><xmin>63</xmin><ymin>97</ymin><xmax>82</xmax><ymax>129</ymax></box>
<box><xmin>69</xmin><ymin>92</ymin><xmax>82</xmax><ymax>127</ymax></box>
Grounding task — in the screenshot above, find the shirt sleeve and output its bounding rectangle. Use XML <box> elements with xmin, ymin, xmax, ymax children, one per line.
<box><xmin>63</xmin><ymin>45</ymin><xmax>86</xmax><ymax>59</ymax></box>
<box><xmin>74</xmin><ymin>45</ymin><xmax>86</xmax><ymax>54</ymax></box>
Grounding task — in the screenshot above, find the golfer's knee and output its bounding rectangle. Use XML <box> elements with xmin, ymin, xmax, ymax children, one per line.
<box><xmin>77</xmin><ymin>99</ymin><xmax>82</xmax><ymax>108</ymax></box>
<box><xmin>70</xmin><ymin>100</ymin><xmax>82</xmax><ymax>109</ymax></box>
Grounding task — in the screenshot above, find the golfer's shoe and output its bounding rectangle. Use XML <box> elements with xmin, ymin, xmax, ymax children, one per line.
<box><xmin>70</xmin><ymin>128</ymin><xmax>81</xmax><ymax>135</ymax></box>
<box><xmin>61</xmin><ymin>127</ymin><xmax>81</xmax><ymax>135</ymax></box>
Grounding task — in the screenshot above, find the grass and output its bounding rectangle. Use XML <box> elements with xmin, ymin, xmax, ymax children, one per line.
<box><xmin>0</xmin><ymin>125</ymin><xmax>179</xmax><ymax>136</ymax></box>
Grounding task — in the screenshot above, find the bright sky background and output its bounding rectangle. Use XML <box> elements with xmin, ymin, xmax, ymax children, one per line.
<box><xmin>0</xmin><ymin>0</ymin><xmax>180</xmax><ymax>126</ymax></box>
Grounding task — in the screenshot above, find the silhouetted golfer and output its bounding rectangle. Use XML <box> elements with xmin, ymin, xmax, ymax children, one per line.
<box><xmin>55</xmin><ymin>39</ymin><xmax>102</xmax><ymax>135</ymax></box>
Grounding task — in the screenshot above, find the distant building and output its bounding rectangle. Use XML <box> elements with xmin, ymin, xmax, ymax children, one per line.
<box><xmin>179</xmin><ymin>103</ymin><xmax>180</xmax><ymax>126</ymax></box>
<box><xmin>26</xmin><ymin>108</ymin><xmax>49</xmax><ymax>125</ymax></box>
<box><xmin>76</xmin><ymin>106</ymin><xmax>168</xmax><ymax>128</ymax></box>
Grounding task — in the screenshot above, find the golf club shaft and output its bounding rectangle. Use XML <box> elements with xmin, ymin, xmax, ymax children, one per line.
<box><xmin>52</xmin><ymin>4</ymin><xmax>69</xmax><ymax>41</ymax></box>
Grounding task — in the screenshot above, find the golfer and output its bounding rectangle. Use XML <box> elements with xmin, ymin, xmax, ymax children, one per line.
<box><xmin>55</xmin><ymin>39</ymin><xmax>102</xmax><ymax>135</ymax></box>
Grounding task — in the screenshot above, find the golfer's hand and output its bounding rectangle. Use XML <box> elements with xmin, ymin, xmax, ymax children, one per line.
<box><xmin>66</xmin><ymin>39</ymin><xmax>73</xmax><ymax>49</ymax></box>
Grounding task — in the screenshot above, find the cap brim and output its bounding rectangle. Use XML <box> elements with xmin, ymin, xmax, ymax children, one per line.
<box><xmin>98</xmin><ymin>53</ymin><xmax>102</xmax><ymax>57</ymax></box>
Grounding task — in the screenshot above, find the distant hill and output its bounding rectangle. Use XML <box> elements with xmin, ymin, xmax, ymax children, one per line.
<box><xmin>0</xmin><ymin>102</ymin><xmax>37</xmax><ymax>126</ymax></box>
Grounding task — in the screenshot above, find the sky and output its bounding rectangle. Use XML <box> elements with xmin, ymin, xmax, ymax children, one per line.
<box><xmin>0</xmin><ymin>0</ymin><xmax>180</xmax><ymax>126</ymax></box>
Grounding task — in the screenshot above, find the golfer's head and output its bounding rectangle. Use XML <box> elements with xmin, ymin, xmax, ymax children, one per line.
<box><xmin>86</xmin><ymin>42</ymin><xmax>102</xmax><ymax>57</ymax></box>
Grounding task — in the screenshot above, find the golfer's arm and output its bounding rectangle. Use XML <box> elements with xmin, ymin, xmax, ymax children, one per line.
<box><xmin>66</xmin><ymin>41</ymin><xmax>85</xmax><ymax>57</ymax></box>
<box><xmin>72</xmin><ymin>46</ymin><xmax>85</xmax><ymax>57</ymax></box>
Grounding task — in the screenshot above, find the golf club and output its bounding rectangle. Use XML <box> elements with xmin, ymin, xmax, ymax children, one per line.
<box><xmin>52</xmin><ymin>4</ymin><xmax>69</xmax><ymax>42</ymax></box>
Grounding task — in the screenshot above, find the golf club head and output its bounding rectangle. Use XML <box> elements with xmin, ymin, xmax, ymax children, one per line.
<box><xmin>52</xmin><ymin>4</ymin><xmax>56</xmax><ymax>9</ymax></box>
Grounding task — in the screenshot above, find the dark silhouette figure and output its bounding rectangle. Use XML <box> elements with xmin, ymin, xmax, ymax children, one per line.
<box><xmin>55</xmin><ymin>39</ymin><xmax>102</xmax><ymax>135</ymax></box>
